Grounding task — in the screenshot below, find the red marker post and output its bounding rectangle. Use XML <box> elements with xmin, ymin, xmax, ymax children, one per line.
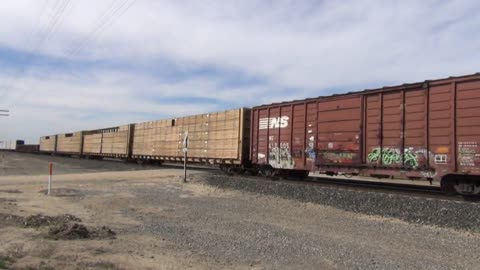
<box><xmin>48</xmin><ymin>162</ymin><xmax>53</xmax><ymax>195</ymax></box>
<box><xmin>183</xmin><ymin>131</ymin><xmax>189</xmax><ymax>183</ymax></box>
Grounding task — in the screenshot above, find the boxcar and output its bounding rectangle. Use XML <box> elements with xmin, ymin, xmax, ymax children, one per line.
<box><xmin>56</xmin><ymin>132</ymin><xmax>84</xmax><ymax>155</ymax></box>
<box><xmin>16</xmin><ymin>144</ymin><xmax>40</xmax><ymax>153</ymax></box>
<box><xmin>39</xmin><ymin>135</ymin><xmax>57</xmax><ymax>153</ymax></box>
<box><xmin>251</xmin><ymin>74</ymin><xmax>480</xmax><ymax>195</ymax></box>
<box><xmin>83</xmin><ymin>124</ymin><xmax>134</xmax><ymax>158</ymax></box>
<box><xmin>132</xmin><ymin>108</ymin><xmax>251</xmax><ymax>166</ymax></box>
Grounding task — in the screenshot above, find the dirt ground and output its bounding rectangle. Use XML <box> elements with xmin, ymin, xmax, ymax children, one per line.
<box><xmin>0</xmin><ymin>152</ymin><xmax>156</xmax><ymax>176</ymax></box>
<box><xmin>0</xmin><ymin>151</ymin><xmax>479</xmax><ymax>270</ymax></box>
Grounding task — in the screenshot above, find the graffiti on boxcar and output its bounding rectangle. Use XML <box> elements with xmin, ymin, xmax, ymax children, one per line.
<box><xmin>421</xmin><ymin>170</ymin><xmax>437</xmax><ymax>178</ymax></box>
<box><xmin>305</xmin><ymin>136</ymin><xmax>316</xmax><ymax>161</ymax></box>
<box><xmin>269</xmin><ymin>142</ymin><xmax>295</xmax><ymax>169</ymax></box>
<box><xmin>458</xmin><ymin>142</ymin><xmax>478</xmax><ymax>167</ymax></box>
<box><xmin>367</xmin><ymin>147</ymin><xmax>421</xmax><ymax>168</ymax></box>
<box><xmin>257</xmin><ymin>153</ymin><xmax>266</xmax><ymax>162</ymax></box>
<box><xmin>320</xmin><ymin>152</ymin><xmax>356</xmax><ymax>164</ymax></box>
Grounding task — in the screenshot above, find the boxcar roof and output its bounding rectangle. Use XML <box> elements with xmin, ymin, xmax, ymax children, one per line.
<box><xmin>254</xmin><ymin>72</ymin><xmax>480</xmax><ymax>108</ymax></box>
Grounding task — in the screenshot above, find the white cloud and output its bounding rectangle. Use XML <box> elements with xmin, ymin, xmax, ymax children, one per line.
<box><xmin>0</xmin><ymin>0</ymin><xmax>479</xmax><ymax>143</ymax></box>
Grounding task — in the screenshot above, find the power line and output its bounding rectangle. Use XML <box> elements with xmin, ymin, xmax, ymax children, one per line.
<box><xmin>69</xmin><ymin>0</ymin><xmax>137</xmax><ymax>57</ymax></box>
<box><xmin>36</xmin><ymin>0</ymin><xmax>71</xmax><ymax>49</ymax></box>
<box><xmin>1</xmin><ymin>0</ymin><xmax>138</xmax><ymax>112</ymax></box>
<box><xmin>0</xmin><ymin>0</ymin><xmax>50</xmax><ymax>101</ymax></box>
<box><xmin>67</xmin><ymin>0</ymin><xmax>120</xmax><ymax>54</ymax></box>
<box><xmin>0</xmin><ymin>0</ymin><xmax>71</xmax><ymax>104</ymax></box>
<box><xmin>19</xmin><ymin>0</ymin><xmax>138</xmax><ymax>96</ymax></box>
<box><xmin>0</xmin><ymin>109</ymin><xmax>9</xmax><ymax>117</ymax></box>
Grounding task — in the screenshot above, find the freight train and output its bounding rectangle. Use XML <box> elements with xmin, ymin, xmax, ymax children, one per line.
<box><xmin>32</xmin><ymin>73</ymin><xmax>480</xmax><ymax>195</ymax></box>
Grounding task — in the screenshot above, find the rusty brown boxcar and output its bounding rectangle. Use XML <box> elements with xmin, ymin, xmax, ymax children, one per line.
<box><xmin>251</xmin><ymin>73</ymin><xmax>480</xmax><ymax>195</ymax></box>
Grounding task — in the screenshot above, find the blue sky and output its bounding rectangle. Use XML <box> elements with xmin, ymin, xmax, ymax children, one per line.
<box><xmin>0</xmin><ymin>0</ymin><xmax>479</xmax><ymax>143</ymax></box>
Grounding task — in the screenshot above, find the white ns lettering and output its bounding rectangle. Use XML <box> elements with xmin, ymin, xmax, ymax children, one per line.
<box><xmin>259</xmin><ymin>116</ymin><xmax>289</xmax><ymax>129</ymax></box>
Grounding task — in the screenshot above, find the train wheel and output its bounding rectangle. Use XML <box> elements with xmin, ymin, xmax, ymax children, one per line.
<box><xmin>220</xmin><ymin>165</ymin><xmax>229</xmax><ymax>174</ymax></box>
<box><xmin>259</xmin><ymin>167</ymin><xmax>273</xmax><ymax>178</ymax></box>
<box><xmin>294</xmin><ymin>170</ymin><xmax>310</xmax><ymax>180</ymax></box>
<box><xmin>226</xmin><ymin>166</ymin><xmax>235</xmax><ymax>176</ymax></box>
<box><xmin>270</xmin><ymin>170</ymin><xmax>280</xmax><ymax>180</ymax></box>
<box><xmin>442</xmin><ymin>176</ymin><xmax>480</xmax><ymax>196</ymax></box>
<box><xmin>454</xmin><ymin>179</ymin><xmax>480</xmax><ymax>196</ymax></box>
<box><xmin>236</xmin><ymin>168</ymin><xmax>246</xmax><ymax>175</ymax></box>
<box><xmin>440</xmin><ymin>176</ymin><xmax>456</xmax><ymax>195</ymax></box>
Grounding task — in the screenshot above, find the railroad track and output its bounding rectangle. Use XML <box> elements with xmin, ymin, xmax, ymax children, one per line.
<box><xmin>304</xmin><ymin>176</ymin><xmax>441</xmax><ymax>195</ymax></box>
<box><xmin>282</xmin><ymin>176</ymin><xmax>480</xmax><ymax>202</ymax></box>
<box><xmin>158</xmin><ymin>162</ymin><xmax>480</xmax><ymax>202</ymax></box>
<box><xmin>174</xmin><ymin>166</ymin><xmax>477</xmax><ymax>202</ymax></box>
<box><xmin>48</xmin><ymin>159</ymin><xmax>479</xmax><ymax>202</ymax></box>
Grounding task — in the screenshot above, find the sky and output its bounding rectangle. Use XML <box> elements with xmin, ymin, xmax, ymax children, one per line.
<box><xmin>0</xmin><ymin>0</ymin><xmax>479</xmax><ymax>144</ymax></box>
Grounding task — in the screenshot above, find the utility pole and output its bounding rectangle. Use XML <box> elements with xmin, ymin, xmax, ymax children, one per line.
<box><xmin>0</xmin><ymin>110</ymin><xmax>9</xmax><ymax>150</ymax></box>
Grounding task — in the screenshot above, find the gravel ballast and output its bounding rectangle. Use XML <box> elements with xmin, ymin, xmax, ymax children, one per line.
<box><xmin>120</xmin><ymin>174</ymin><xmax>480</xmax><ymax>269</ymax></box>
<box><xmin>196</xmin><ymin>173</ymin><xmax>480</xmax><ymax>233</ymax></box>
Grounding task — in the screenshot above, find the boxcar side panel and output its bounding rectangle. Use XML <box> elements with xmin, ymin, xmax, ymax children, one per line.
<box><xmin>305</xmin><ymin>102</ymin><xmax>318</xmax><ymax>170</ymax></box>
<box><xmin>39</xmin><ymin>135</ymin><xmax>57</xmax><ymax>152</ymax></box>
<box><xmin>317</xmin><ymin>96</ymin><xmax>362</xmax><ymax>166</ymax></box>
<box><xmin>456</xmin><ymin>80</ymin><xmax>480</xmax><ymax>175</ymax></box>
<box><xmin>101</xmin><ymin>125</ymin><xmax>131</xmax><ymax>156</ymax></box>
<box><xmin>365</xmin><ymin>94</ymin><xmax>381</xmax><ymax>164</ymax></box>
<box><xmin>251</xmin><ymin>74</ymin><xmax>480</xmax><ymax>182</ymax></box>
<box><xmin>132</xmin><ymin>108</ymin><xmax>248</xmax><ymax>164</ymax></box>
<box><xmin>253</xmin><ymin>107</ymin><xmax>269</xmax><ymax>166</ymax></box>
<box><xmin>382</xmin><ymin>91</ymin><xmax>403</xmax><ymax>167</ymax></box>
<box><xmin>271</xmin><ymin>104</ymin><xmax>296</xmax><ymax>169</ymax></box>
<box><xmin>83</xmin><ymin>133</ymin><xmax>102</xmax><ymax>154</ymax></box>
<box><xmin>428</xmin><ymin>83</ymin><xmax>454</xmax><ymax>178</ymax></box>
<box><xmin>404</xmin><ymin>89</ymin><xmax>428</xmax><ymax>169</ymax></box>
<box><xmin>252</xmin><ymin>103</ymin><xmax>313</xmax><ymax>170</ymax></box>
<box><xmin>56</xmin><ymin>132</ymin><xmax>83</xmax><ymax>154</ymax></box>
<box><xmin>291</xmin><ymin>103</ymin><xmax>307</xmax><ymax>169</ymax></box>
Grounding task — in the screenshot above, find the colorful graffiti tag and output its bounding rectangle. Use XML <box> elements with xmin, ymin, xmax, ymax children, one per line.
<box><xmin>320</xmin><ymin>152</ymin><xmax>356</xmax><ymax>164</ymax></box>
<box><xmin>367</xmin><ymin>147</ymin><xmax>420</xmax><ymax>168</ymax></box>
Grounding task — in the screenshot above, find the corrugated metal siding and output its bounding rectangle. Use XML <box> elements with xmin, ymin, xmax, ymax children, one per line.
<box><xmin>252</xmin><ymin>104</ymin><xmax>306</xmax><ymax>169</ymax></box>
<box><xmin>318</xmin><ymin>96</ymin><xmax>362</xmax><ymax>165</ymax></box>
<box><xmin>428</xmin><ymin>83</ymin><xmax>454</xmax><ymax>176</ymax></box>
<box><xmin>292</xmin><ymin>103</ymin><xmax>306</xmax><ymax>168</ymax></box>
<box><xmin>456</xmin><ymin>80</ymin><xmax>480</xmax><ymax>175</ymax></box>
<box><xmin>251</xmin><ymin>73</ymin><xmax>480</xmax><ymax>181</ymax></box>
<box><xmin>404</xmin><ymin>89</ymin><xmax>428</xmax><ymax>169</ymax></box>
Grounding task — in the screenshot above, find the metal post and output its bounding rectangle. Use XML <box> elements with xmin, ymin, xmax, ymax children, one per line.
<box><xmin>183</xmin><ymin>131</ymin><xmax>189</xmax><ymax>183</ymax></box>
<box><xmin>48</xmin><ymin>162</ymin><xmax>53</xmax><ymax>195</ymax></box>
<box><xmin>184</xmin><ymin>150</ymin><xmax>187</xmax><ymax>182</ymax></box>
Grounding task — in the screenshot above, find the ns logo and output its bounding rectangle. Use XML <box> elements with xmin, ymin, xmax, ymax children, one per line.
<box><xmin>259</xmin><ymin>116</ymin><xmax>289</xmax><ymax>129</ymax></box>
